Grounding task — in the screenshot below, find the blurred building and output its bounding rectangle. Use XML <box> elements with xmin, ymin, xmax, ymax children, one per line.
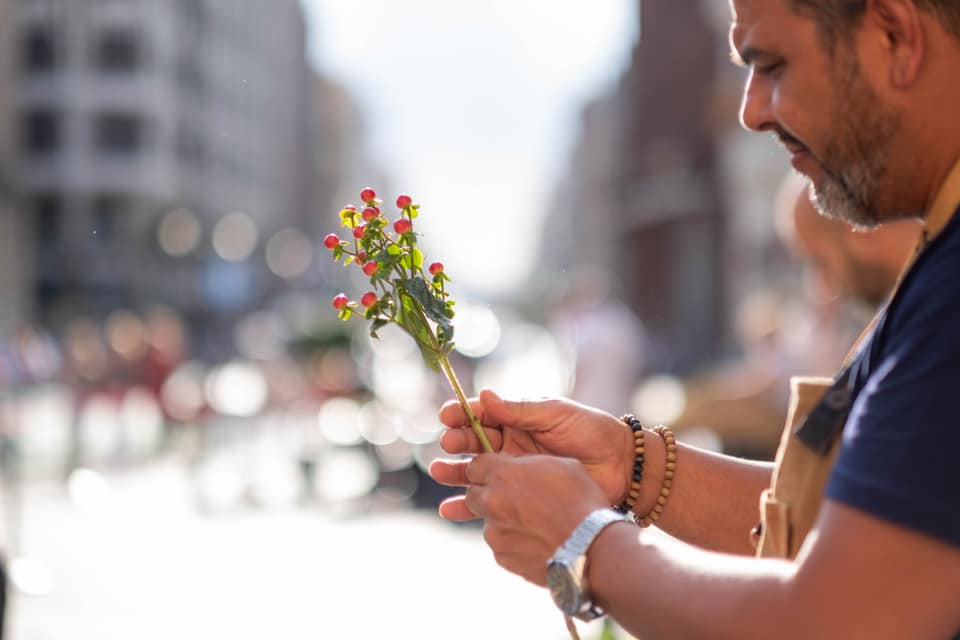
<box><xmin>0</xmin><ymin>0</ymin><xmax>33</xmax><ymax>336</ymax></box>
<box><xmin>307</xmin><ymin>71</ymin><xmax>386</xmax><ymax>243</ymax></box>
<box><xmin>541</xmin><ymin>1</ymin><xmax>731</xmax><ymax>374</ymax></box>
<box><xmin>14</xmin><ymin>0</ymin><xmax>312</xmax><ymax>353</ymax></box>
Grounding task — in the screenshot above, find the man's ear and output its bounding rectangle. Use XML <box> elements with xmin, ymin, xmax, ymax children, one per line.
<box><xmin>865</xmin><ymin>0</ymin><xmax>925</xmax><ymax>88</ymax></box>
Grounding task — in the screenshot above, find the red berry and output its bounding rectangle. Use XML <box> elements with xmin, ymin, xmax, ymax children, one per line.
<box><xmin>353</xmin><ymin>225</ymin><xmax>366</xmax><ymax>239</ymax></box>
<box><xmin>362</xmin><ymin>207</ymin><xmax>379</xmax><ymax>222</ymax></box>
<box><xmin>396</xmin><ymin>194</ymin><xmax>413</xmax><ymax>209</ymax></box>
<box><xmin>360</xmin><ymin>188</ymin><xmax>377</xmax><ymax>203</ymax></box>
<box><xmin>356</xmin><ymin>251</ymin><xmax>367</xmax><ymax>265</ymax></box>
<box><xmin>394</xmin><ymin>219</ymin><xmax>412</xmax><ymax>235</ymax></box>
<box><xmin>361</xmin><ymin>292</ymin><xmax>378</xmax><ymax>308</ymax></box>
<box><xmin>323</xmin><ymin>233</ymin><xmax>340</xmax><ymax>249</ymax></box>
<box><xmin>428</xmin><ymin>262</ymin><xmax>444</xmax><ymax>276</ymax></box>
<box><xmin>332</xmin><ymin>294</ymin><xmax>349</xmax><ymax>310</ymax></box>
<box><xmin>363</xmin><ymin>261</ymin><xmax>379</xmax><ymax>276</ymax></box>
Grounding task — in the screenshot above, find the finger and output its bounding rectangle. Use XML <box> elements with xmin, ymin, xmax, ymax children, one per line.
<box><xmin>427</xmin><ymin>458</ymin><xmax>470</xmax><ymax>487</ymax></box>
<box><xmin>437</xmin><ymin>396</ymin><xmax>482</xmax><ymax>428</ymax></box>
<box><xmin>437</xmin><ymin>495</ymin><xmax>479</xmax><ymax>521</ymax></box>
<box><xmin>465</xmin><ymin>453</ymin><xmax>495</xmax><ymax>486</ymax></box>
<box><xmin>464</xmin><ymin>485</ymin><xmax>488</xmax><ymax>518</ymax></box>
<box><xmin>439</xmin><ymin>425</ymin><xmax>504</xmax><ymax>455</ymax></box>
<box><xmin>477</xmin><ymin>388</ymin><xmax>560</xmax><ymax>434</ymax></box>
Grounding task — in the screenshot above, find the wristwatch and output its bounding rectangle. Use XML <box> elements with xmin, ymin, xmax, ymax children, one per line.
<box><xmin>546</xmin><ymin>508</ymin><xmax>628</xmax><ymax>621</ymax></box>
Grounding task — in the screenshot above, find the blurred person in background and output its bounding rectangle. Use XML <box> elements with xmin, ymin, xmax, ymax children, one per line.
<box><xmin>430</xmin><ymin>0</ymin><xmax>960</xmax><ymax>637</ymax></box>
<box><xmin>672</xmin><ymin>173</ymin><xmax>920</xmax><ymax>458</ymax></box>
<box><xmin>550</xmin><ymin>265</ymin><xmax>646</xmax><ymax>412</ymax></box>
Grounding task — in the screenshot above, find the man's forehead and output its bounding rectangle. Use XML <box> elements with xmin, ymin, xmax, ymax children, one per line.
<box><xmin>728</xmin><ymin>0</ymin><xmax>791</xmax><ymax>58</ymax></box>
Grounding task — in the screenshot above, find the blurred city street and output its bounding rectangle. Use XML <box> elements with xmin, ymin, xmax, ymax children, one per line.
<box><xmin>4</xmin><ymin>456</ymin><xmax>587</xmax><ymax>640</ymax></box>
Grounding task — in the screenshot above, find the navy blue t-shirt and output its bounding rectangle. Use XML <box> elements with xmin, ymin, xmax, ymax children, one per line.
<box><xmin>826</xmin><ymin>206</ymin><xmax>960</xmax><ymax>549</ymax></box>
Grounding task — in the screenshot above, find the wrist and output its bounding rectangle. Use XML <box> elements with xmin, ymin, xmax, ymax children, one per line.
<box><xmin>585</xmin><ymin>518</ymin><xmax>636</xmax><ymax>613</ymax></box>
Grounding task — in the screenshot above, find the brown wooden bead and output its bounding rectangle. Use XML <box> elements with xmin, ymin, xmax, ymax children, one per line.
<box><xmin>666</xmin><ymin>462</ymin><xmax>676</xmax><ymax>471</ymax></box>
<box><xmin>660</xmin><ymin>487</ymin><xmax>671</xmax><ymax>497</ymax></box>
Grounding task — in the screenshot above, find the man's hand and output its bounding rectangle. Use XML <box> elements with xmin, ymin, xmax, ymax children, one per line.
<box><xmin>458</xmin><ymin>454</ymin><xmax>611</xmax><ymax>586</ymax></box>
<box><xmin>428</xmin><ymin>389</ymin><xmax>634</xmax><ymax>520</ymax></box>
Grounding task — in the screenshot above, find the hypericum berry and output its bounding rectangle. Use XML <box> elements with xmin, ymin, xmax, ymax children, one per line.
<box><xmin>362</xmin><ymin>207</ymin><xmax>379</xmax><ymax>222</ymax></box>
<box><xmin>323</xmin><ymin>233</ymin><xmax>340</xmax><ymax>249</ymax></box>
<box><xmin>428</xmin><ymin>262</ymin><xmax>444</xmax><ymax>276</ymax></box>
<box><xmin>363</xmin><ymin>261</ymin><xmax>379</xmax><ymax>276</ymax></box>
<box><xmin>394</xmin><ymin>219</ymin><xmax>412</xmax><ymax>235</ymax></box>
<box><xmin>353</xmin><ymin>225</ymin><xmax>366</xmax><ymax>239</ymax></box>
<box><xmin>361</xmin><ymin>292</ymin><xmax>378</xmax><ymax>308</ymax></box>
<box><xmin>396</xmin><ymin>194</ymin><xmax>413</xmax><ymax>209</ymax></box>
<box><xmin>332</xmin><ymin>294</ymin><xmax>349</xmax><ymax>310</ymax></box>
<box><xmin>360</xmin><ymin>188</ymin><xmax>377</xmax><ymax>203</ymax></box>
<box><xmin>356</xmin><ymin>250</ymin><xmax>367</xmax><ymax>265</ymax></box>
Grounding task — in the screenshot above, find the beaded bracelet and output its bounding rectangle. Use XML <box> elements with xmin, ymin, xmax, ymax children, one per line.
<box><xmin>613</xmin><ymin>414</ymin><xmax>645</xmax><ymax>514</ymax></box>
<box><xmin>635</xmin><ymin>425</ymin><xmax>678</xmax><ymax>528</ymax></box>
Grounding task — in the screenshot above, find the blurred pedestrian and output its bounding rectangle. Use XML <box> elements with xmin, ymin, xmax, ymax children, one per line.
<box><xmin>671</xmin><ymin>173</ymin><xmax>921</xmax><ymax>457</ymax></box>
<box><xmin>550</xmin><ymin>266</ymin><xmax>646</xmax><ymax>412</ymax></box>
<box><xmin>430</xmin><ymin>1</ymin><xmax>960</xmax><ymax>637</ymax></box>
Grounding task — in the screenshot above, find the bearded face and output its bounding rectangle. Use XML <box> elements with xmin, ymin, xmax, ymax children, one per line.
<box><xmin>805</xmin><ymin>55</ymin><xmax>903</xmax><ymax>229</ymax></box>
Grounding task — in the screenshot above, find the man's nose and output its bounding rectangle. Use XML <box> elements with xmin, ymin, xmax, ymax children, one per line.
<box><xmin>739</xmin><ymin>69</ymin><xmax>774</xmax><ymax>133</ymax></box>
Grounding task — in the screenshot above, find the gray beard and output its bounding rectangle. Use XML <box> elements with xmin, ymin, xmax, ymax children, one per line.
<box><xmin>806</xmin><ymin>54</ymin><xmax>902</xmax><ymax>229</ymax></box>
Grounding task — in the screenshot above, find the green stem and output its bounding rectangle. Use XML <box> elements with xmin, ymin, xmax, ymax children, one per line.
<box><xmin>437</xmin><ymin>349</ymin><xmax>494</xmax><ymax>454</ymax></box>
<box><xmin>411</xmin><ymin>302</ymin><xmax>493</xmax><ymax>454</ymax></box>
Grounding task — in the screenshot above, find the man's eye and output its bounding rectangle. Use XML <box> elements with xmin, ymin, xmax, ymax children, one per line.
<box><xmin>755</xmin><ymin>61</ymin><xmax>784</xmax><ymax>76</ymax></box>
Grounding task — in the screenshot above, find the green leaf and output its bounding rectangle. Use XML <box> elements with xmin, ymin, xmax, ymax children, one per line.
<box><xmin>333</xmin><ymin>245</ymin><xmax>343</xmax><ymax>261</ymax></box>
<box><xmin>369</xmin><ymin>318</ymin><xmax>388</xmax><ymax>339</ymax></box>
<box><xmin>338</xmin><ymin>308</ymin><xmax>353</xmax><ymax>321</ymax></box>
<box><xmin>395</xmin><ymin>292</ymin><xmax>442</xmax><ymax>371</ymax></box>
<box><xmin>412</xmin><ymin>248</ymin><xmax>424</xmax><ymax>269</ymax></box>
<box><xmin>398</xmin><ymin>277</ymin><xmax>454</xmax><ymax>349</ymax></box>
<box><xmin>344</xmin><ymin>256</ymin><xmax>354</xmax><ymax>266</ymax></box>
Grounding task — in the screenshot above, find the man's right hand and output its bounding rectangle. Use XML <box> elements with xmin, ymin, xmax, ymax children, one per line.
<box><xmin>427</xmin><ymin>389</ymin><xmax>634</xmax><ymax>521</ymax></box>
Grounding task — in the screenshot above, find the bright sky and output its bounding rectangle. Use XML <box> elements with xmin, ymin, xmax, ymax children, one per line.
<box><xmin>301</xmin><ymin>1</ymin><xmax>638</xmax><ymax>298</ymax></box>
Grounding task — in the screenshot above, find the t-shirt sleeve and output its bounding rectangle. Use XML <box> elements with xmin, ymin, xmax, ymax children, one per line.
<box><xmin>826</xmin><ymin>271</ymin><xmax>960</xmax><ymax>548</ymax></box>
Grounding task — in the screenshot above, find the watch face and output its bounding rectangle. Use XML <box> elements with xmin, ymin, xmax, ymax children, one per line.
<box><xmin>546</xmin><ymin>562</ymin><xmax>578</xmax><ymax>615</ymax></box>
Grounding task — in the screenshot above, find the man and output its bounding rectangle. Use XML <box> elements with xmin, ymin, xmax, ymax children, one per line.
<box><xmin>429</xmin><ymin>1</ymin><xmax>960</xmax><ymax>637</ymax></box>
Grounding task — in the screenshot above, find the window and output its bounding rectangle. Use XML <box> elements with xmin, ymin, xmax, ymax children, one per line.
<box><xmin>22</xmin><ymin>109</ymin><xmax>61</xmax><ymax>155</ymax></box>
<box><xmin>90</xmin><ymin>194</ymin><xmax>126</xmax><ymax>244</ymax></box>
<box><xmin>94</xmin><ymin>112</ymin><xmax>142</xmax><ymax>154</ymax></box>
<box><xmin>32</xmin><ymin>193</ymin><xmax>62</xmax><ymax>246</ymax></box>
<box><xmin>95</xmin><ymin>29</ymin><xmax>141</xmax><ymax>72</ymax></box>
<box><xmin>22</xmin><ymin>24</ymin><xmax>57</xmax><ymax>73</ymax></box>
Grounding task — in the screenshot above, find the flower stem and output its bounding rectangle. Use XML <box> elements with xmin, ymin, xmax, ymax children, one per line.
<box><xmin>437</xmin><ymin>350</ymin><xmax>494</xmax><ymax>454</ymax></box>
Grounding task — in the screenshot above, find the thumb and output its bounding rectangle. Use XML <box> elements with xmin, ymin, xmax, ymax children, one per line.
<box><xmin>478</xmin><ymin>388</ymin><xmax>556</xmax><ymax>433</ymax></box>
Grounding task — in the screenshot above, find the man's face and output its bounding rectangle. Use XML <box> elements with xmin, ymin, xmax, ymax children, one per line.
<box><xmin>730</xmin><ymin>0</ymin><xmax>903</xmax><ymax>227</ymax></box>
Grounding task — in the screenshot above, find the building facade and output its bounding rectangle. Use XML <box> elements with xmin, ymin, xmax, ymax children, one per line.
<box><xmin>541</xmin><ymin>1</ymin><xmax>731</xmax><ymax>374</ymax></box>
<box><xmin>14</xmin><ymin>0</ymin><xmax>312</xmax><ymax>352</ymax></box>
<box><xmin>0</xmin><ymin>0</ymin><xmax>32</xmax><ymax>336</ymax></box>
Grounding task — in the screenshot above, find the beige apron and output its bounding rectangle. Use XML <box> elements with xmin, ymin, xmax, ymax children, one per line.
<box><xmin>755</xmin><ymin>376</ymin><xmax>837</xmax><ymax>558</ymax></box>
<box><xmin>752</xmin><ymin>161</ymin><xmax>960</xmax><ymax>560</ymax></box>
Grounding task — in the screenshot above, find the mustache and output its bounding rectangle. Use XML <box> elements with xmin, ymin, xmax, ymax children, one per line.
<box><xmin>773</xmin><ymin>128</ymin><xmax>809</xmax><ymax>154</ymax></box>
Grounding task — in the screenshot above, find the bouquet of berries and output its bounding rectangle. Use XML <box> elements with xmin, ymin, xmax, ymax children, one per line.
<box><xmin>324</xmin><ymin>188</ymin><xmax>493</xmax><ymax>454</ymax></box>
<box><xmin>326</xmin><ymin>188</ymin><xmax>587</xmax><ymax>640</ymax></box>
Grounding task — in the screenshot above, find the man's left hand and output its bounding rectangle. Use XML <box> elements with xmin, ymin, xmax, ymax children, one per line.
<box><xmin>459</xmin><ymin>454</ymin><xmax>608</xmax><ymax>586</ymax></box>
